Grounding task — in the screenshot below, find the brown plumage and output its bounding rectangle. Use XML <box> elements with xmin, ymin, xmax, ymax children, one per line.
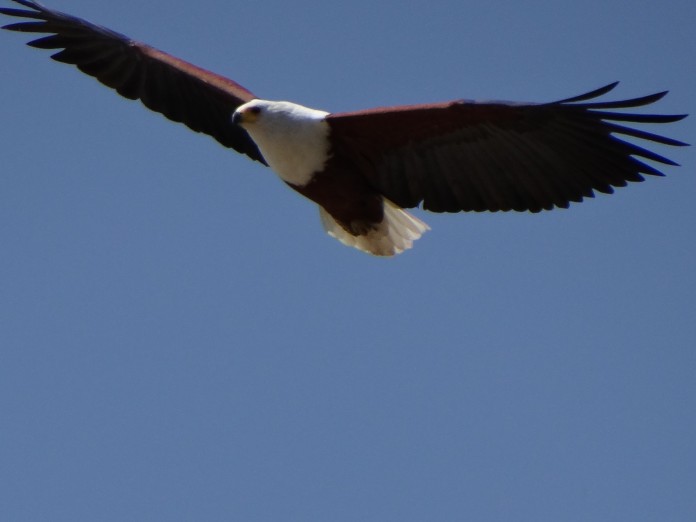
<box><xmin>1</xmin><ymin>0</ymin><xmax>264</xmax><ymax>162</ymax></box>
<box><xmin>326</xmin><ymin>89</ymin><xmax>687</xmax><ymax>213</ymax></box>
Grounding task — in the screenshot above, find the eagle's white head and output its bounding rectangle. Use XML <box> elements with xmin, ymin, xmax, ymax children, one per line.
<box><xmin>233</xmin><ymin>100</ymin><xmax>331</xmax><ymax>186</ymax></box>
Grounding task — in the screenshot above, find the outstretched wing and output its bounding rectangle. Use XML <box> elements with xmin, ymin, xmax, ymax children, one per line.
<box><xmin>1</xmin><ymin>0</ymin><xmax>266</xmax><ymax>164</ymax></box>
<box><xmin>327</xmin><ymin>83</ymin><xmax>688</xmax><ymax>212</ymax></box>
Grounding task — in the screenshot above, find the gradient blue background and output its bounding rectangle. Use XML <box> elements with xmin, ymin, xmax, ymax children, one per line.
<box><xmin>1</xmin><ymin>1</ymin><xmax>694</xmax><ymax>520</ymax></box>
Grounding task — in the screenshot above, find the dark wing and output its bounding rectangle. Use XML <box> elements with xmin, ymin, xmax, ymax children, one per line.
<box><xmin>1</xmin><ymin>0</ymin><xmax>266</xmax><ymax>164</ymax></box>
<box><xmin>326</xmin><ymin>83</ymin><xmax>688</xmax><ymax>212</ymax></box>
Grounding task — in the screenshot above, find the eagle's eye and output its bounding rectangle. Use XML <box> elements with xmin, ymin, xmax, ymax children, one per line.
<box><xmin>249</xmin><ymin>106</ymin><xmax>262</xmax><ymax>115</ymax></box>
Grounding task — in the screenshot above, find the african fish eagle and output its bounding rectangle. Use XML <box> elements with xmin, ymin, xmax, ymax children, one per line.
<box><xmin>0</xmin><ymin>0</ymin><xmax>688</xmax><ymax>256</ymax></box>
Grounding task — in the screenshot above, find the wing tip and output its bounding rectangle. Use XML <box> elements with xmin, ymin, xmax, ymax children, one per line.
<box><xmin>0</xmin><ymin>1</ymin><xmax>43</xmax><ymax>18</ymax></box>
<box><xmin>554</xmin><ymin>81</ymin><xmax>620</xmax><ymax>104</ymax></box>
<box><xmin>9</xmin><ymin>0</ymin><xmax>44</xmax><ymax>10</ymax></box>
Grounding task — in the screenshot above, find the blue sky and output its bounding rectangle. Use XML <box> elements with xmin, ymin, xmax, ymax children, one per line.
<box><xmin>1</xmin><ymin>1</ymin><xmax>694</xmax><ymax>520</ymax></box>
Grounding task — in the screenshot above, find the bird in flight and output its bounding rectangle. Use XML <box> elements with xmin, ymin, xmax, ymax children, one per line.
<box><xmin>1</xmin><ymin>0</ymin><xmax>688</xmax><ymax>256</ymax></box>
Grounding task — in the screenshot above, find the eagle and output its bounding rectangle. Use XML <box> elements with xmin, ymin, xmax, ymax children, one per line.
<box><xmin>1</xmin><ymin>0</ymin><xmax>688</xmax><ymax>256</ymax></box>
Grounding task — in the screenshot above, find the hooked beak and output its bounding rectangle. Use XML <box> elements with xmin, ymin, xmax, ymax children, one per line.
<box><xmin>232</xmin><ymin>105</ymin><xmax>260</xmax><ymax>127</ymax></box>
<box><xmin>231</xmin><ymin>110</ymin><xmax>244</xmax><ymax>126</ymax></box>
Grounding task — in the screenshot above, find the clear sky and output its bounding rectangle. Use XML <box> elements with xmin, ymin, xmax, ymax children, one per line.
<box><xmin>1</xmin><ymin>1</ymin><xmax>694</xmax><ymax>520</ymax></box>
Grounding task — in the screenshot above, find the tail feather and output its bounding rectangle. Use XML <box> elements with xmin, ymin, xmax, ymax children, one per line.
<box><xmin>319</xmin><ymin>198</ymin><xmax>430</xmax><ymax>256</ymax></box>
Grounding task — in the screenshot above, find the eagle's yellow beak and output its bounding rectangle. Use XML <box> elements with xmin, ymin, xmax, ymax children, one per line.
<box><xmin>232</xmin><ymin>106</ymin><xmax>260</xmax><ymax>126</ymax></box>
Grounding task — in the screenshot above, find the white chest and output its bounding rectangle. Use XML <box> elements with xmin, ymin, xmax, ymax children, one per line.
<box><xmin>240</xmin><ymin>101</ymin><xmax>331</xmax><ymax>187</ymax></box>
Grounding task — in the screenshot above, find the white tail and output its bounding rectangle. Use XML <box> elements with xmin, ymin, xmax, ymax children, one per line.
<box><xmin>319</xmin><ymin>198</ymin><xmax>430</xmax><ymax>256</ymax></box>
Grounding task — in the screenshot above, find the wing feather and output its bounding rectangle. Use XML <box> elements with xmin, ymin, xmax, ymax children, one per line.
<box><xmin>1</xmin><ymin>0</ymin><xmax>266</xmax><ymax>164</ymax></box>
<box><xmin>326</xmin><ymin>83</ymin><xmax>688</xmax><ymax>213</ymax></box>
